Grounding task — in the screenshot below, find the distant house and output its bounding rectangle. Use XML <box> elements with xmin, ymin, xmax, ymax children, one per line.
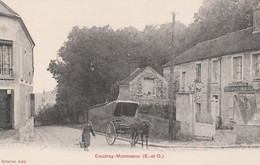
<box><xmin>0</xmin><ymin>1</ymin><xmax>35</xmax><ymax>141</ymax></box>
<box><xmin>118</xmin><ymin>66</ymin><xmax>168</xmax><ymax>105</ymax></box>
<box><xmin>35</xmin><ymin>90</ymin><xmax>56</xmax><ymax>114</ymax></box>
<box><xmin>163</xmin><ymin>2</ymin><xmax>260</xmax><ymax>143</ymax></box>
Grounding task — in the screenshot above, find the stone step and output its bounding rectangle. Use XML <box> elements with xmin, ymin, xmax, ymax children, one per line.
<box><xmin>195</xmin><ymin>136</ymin><xmax>213</xmax><ymax>141</ymax></box>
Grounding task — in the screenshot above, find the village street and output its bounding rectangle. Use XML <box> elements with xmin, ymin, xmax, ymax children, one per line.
<box><xmin>1</xmin><ymin>126</ymin><xmax>260</xmax><ymax>165</ymax></box>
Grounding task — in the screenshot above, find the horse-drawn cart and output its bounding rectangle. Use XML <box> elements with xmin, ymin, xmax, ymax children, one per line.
<box><xmin>88</xmin><ymin>100</ymin><xmax>140</xmax><ymax>145</ymax></box>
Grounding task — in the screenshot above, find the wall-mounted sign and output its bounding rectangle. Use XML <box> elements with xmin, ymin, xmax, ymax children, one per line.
<box><xmin>224</xmin><ymin>85</ymin><xmax>253</xmax><ymax>92</ymax></box>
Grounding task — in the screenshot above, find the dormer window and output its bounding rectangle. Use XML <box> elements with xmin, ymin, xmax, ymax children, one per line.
<box><xmin>142</xmin><ymin>77</ymin><xmax>155</xmax><ymax>96</ymax></box>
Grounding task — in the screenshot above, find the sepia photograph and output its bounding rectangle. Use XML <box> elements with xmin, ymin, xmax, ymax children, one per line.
<box><xmin>1</xmin><ymin>0</ymin><xmax>260</xmax><ymax>164</ymax></box>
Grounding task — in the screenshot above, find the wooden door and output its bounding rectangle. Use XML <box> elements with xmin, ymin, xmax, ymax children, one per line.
<box><xmin>0</xmin><ymin>90</ymin><xmax>10</xmax><ymax>128</ymax></box>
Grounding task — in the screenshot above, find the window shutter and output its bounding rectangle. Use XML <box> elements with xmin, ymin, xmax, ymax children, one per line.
<box><xmin>253</xmin><ymin>55</ymin><xmax>256</xmax><ymax>77</ymax></box>
<box><xmin>30</xmin><ymin>93</ymin><xmax>35</xmax><ymax>116</ymax></box>
<box><xmin>0</xmin><ymin>46</ymin><xmax>2</xmax><ymax>75</ymax></box>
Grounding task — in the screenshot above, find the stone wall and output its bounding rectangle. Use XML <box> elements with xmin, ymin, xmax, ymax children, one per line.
<box><xmin>234</xmin><ymin>124</ymin><xmax>260</xmax><ymax>143</ymax></box>
<box><xmin>136</xmin><ymin>113</ymin><xmax>169</xmax><ymax>139</ymax></box>
<box><xmin>214</xmin><ymin>130</ymin><xmax>236</xmax><ymax>144</ymax></box>
<box><xmin>175</xmin><ymin>59</ymin><xmax>213</xmax><ymax>125</ymax></box>
<box><xmin>88</xmin><ymin>102</ymin><xmax>113</xmax><ymax>133</ymax></box>
<box><xmin>129</xmin><ymin>69</ymin><xmax>168</xmax><ymax>105</ymax></box>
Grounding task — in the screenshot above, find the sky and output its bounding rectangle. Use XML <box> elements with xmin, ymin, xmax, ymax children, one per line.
<box><xmin>3</xmin><ymin>0</ymin><xmax>202</xmax><ymax>93</ymax></box>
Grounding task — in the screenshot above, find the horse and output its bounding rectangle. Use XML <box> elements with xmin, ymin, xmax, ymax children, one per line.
<box><xmin>130</xmin><ymin>120</ymin><xmax>152</xmax><ymax>148</ymax></box>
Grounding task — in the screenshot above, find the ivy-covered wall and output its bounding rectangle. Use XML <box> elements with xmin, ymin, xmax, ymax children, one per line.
<box><xmin>127</xmin><ymin>69</ymin><xmax>169</xmax><ymax>105</ymax></box>
<box><xmin>175</xmin><ymin>59</ymin><xmax>213</xmax><ymax>124</ymax></box>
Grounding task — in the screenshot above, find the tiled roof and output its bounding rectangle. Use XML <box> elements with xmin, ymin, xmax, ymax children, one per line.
<box><xmin>163</xmin><ymin>27</ymin><xmax>260</xmax><ymax>67</ymax></box>
<box><xmin>0</xmin><ymin>0</ymin><xmax>35</xmax><ymax>46</ymax></box>
<box><xmin>0</xmin><ymin>0</ymin><xmax>19</xmax><ymax>16</ymax></box>
<box><xmin>120</xmin><ymin>67</ymin><xmax>146</xmax><ymax>85</ymax></box>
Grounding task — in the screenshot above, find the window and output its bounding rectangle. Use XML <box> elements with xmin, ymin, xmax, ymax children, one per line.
<box><xmin>195</xmin><ymin>103</ymin><xmax>201</xmax><ymax>114</ymax></box>
<box><xmin>195</xmin><ymin>63</ymin><xmax>201</xmax><ymax>83</ymax></box>
<box><xmin>114</xmin><ymin>103</ymin><xmax>138</xmax><ymax>117</ymax></box>
<box><xmin>252</xmin><ymin>53</ymin><xmax>260</xmax><ymax>79</ymax></box>
<box><xmin>232</xmin><ymin>56</ymin><xmax>243</xmax><ymax>80</ymax></box>
<box><xmin>181</xmin><ymin>71</ymin><xmax>186</xmax><ymax>88</ymax></box>
<box><xmin>0</xmin><ymin>42</ymin><xmax>13</xmax><ymax>76</ymax></box>
<box><xmin>142</xmin><ymin>78</ymin><xmax>154</xmax><ymax>96</ymax></box>
<box><xmin>212</xmin><ymin>60</ymin><xmax>219</xmax><ymax>83</ymax></box>
<box><xmin>30</xmin><ymin>93</ymin><xmax>35</xmax><ymax>116</ymax></box>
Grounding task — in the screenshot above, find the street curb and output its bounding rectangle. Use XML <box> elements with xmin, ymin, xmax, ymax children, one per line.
<box><xmin>69</xmin><ymin>126</ymin><xmax>260</xmax><ymax>149</ymax></box>
<box><xmin>35</xmin><ymin>129</ymin><xmax>48</xmax><ymax>149</ymax></box>
<box><xmin>95</xmin><ymin>131</ymin><xmax>260</xmax><ymax>149</ymax></box>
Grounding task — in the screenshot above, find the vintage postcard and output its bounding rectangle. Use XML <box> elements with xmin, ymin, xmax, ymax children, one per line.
<box><xmin>1</xmin><ymin>0</ymin><xmax>260</xmax><ymax>164</ymax></box>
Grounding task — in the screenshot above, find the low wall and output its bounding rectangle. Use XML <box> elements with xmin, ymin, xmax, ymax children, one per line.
<box><xmin>234</xmin><ymin>124</ymin><xmax>260</xmax><ymax>144</ymax></box>
<box><xmin>138</xmin><ymin>99</ymin><xmax>169</xmax><ymax>106</ymax></box>
<box><xmin>19</xmin><ymin>117</ymin><xmax>34</xmax><ymax>142</ymax></box>
<box><xmin>136</xmin><ymin>113</ymin><xmax>169</xmax><ymax>139</ymax></box>
<box><xmin>214</xmin><ymin>130</ymin><xmax>236</xmax><ymax>144</ymax></box>
<box><xmin>175</xmin><ymin>121</ymin><xmax>194</xmax><ymax>141</ymax></box>
<box><xmin>88</xmin><ymin>102</ymin><xmax>113</xmax><ymax>133</ymax></box>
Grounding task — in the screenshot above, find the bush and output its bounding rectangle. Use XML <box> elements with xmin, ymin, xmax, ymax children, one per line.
<box><xmin>137</xmin><ymin>104</ymin><xmax>173</xmax><ymax>119</ymax></box>
<box><xmin>35</xmin><ymin>105</ymin><xmax>59</xmax><ymax>125</ymax></box>
<box><xmin>35</xmin><ymin>104</ymin><xmax>86</xmax><ymax>125</ymax></box>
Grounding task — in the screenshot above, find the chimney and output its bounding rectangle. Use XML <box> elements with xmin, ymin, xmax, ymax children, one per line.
<box><xmin>253</xmin><ymin>1</ymin><xmax>260</xmax><ymax>33</ymax></box>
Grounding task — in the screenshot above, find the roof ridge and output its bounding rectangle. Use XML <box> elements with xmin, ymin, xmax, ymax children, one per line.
<box><xmin>120</xmin><ymin>67</ymin><xmax>149</xmax><ymax>84</ymax></box>
<box><xmin>0</xmin><ymin>1</ymin><xmax>35</xmax><ymax>46</ymax></box>
<box><xmin>129</xmin><ymin>67</ymin><xmax>140</xmax><ymax>76</ymax></box>
<box><xmin>120</xmin><ymin>68</ymin><xmax>140</xmax><ymax>83</ymax></box>
<box><xmin>196</xmin><ymin>27</ymin><xmax>252</xmax><ymax>46</ymax></box>
<box><xmin>0</xmin><ymin>0</ymin><xmax>19</xmax><ymax>16</ymax></box>
<box><xmin>177</xmin><ymin>27</ymin><xmax>253</xmax><ymax>59</ymax></box>
<box><xmin>161</xmin><ymin>27</ymin><xmax>254</xmax><ymax>67</ymax></box>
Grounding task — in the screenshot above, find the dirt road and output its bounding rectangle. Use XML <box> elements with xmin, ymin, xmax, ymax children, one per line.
<box><xmin>1</xmin><ymin>126</ymin><xmax>260</xmax><ymax>165</ymax></box>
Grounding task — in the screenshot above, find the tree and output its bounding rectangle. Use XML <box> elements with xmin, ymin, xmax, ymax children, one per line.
<box><xmin>182</xmin><ymin>0</ymin><xmax>258</xmax><ymax>50</ymax></box>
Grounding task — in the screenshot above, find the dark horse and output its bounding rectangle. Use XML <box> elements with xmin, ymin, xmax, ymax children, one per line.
<box><xmin>130</xmin><ymin>120</ymin><xmax>151</xmax><ymax>148</ymax></box>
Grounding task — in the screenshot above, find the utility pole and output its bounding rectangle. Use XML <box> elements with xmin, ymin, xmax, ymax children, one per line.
<box><xmin>168</xmin><ymin>11</ymin><xmax>175</xmax><ymax>141</ymax></box>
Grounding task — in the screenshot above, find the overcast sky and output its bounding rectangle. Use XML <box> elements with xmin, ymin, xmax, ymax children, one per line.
<box><xmin>4</xmin><ymin>0</ymin><xmax>202</xmax><ymax>93</ymax></box>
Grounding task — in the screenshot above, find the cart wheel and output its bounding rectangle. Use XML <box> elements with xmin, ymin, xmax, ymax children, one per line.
<box><xmin>106</xmin><ymin>122</ymin><xmax>116</xmax><ymax>145</ymax></box>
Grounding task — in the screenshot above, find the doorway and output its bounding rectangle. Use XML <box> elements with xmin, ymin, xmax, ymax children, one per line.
<box><xmin>0</xmin><ymin>90</ymin><xmax>11</xmax><ymax>129</ymax></box>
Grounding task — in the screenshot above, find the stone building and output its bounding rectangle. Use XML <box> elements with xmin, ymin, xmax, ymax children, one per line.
<box><xmin>0</xmin><ymin>0</ymin><xmax>35</xmax><ymax>141</ymax></box>
<box><xmin>163</xmin><ymin>2</ymin><xmax>260</xmax><ymax>143</ymax></box>
<box><xmin>118</xmin><ymin>66</ymin><xmax>168</xmax><ymax>105</ymax></box>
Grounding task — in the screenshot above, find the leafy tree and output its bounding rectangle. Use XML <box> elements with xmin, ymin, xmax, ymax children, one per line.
<box><xmin>48</xmin><ymin>0</ymin><xmax>259</xmax><ymax>123</ymax></box>
<box><xmin>183</xmin><ymin>0</ymin><xmax>258</xmax><ymax>50</ymax></box>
